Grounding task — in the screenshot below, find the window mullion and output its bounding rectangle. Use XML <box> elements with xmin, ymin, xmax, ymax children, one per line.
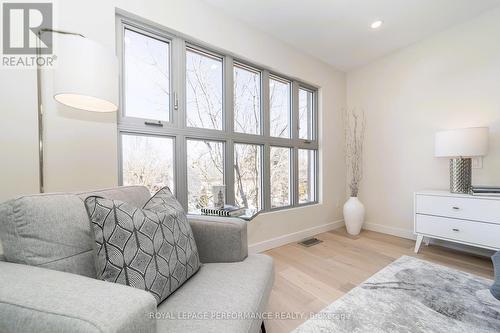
<box><xmin>291</xmin><ymin>81</ymin><xmax>300</xmax><ymax>205</ymax></box>
<box><xmin>176</xmin><ymin>135</ymin><xmax>188</xmax><ymax>211</ymax></box>
<box><xmin>174</xmin><ymin>37</ymin><xmax>186</xmax><ymax>129</ymax></box>
<box><xmin>262</xmin><ymin>71</ymin><xmax>271</xmax><ymax>211</ymax></box>
<box><xmin>225</xmin><ymin>139</ymin><xmax>235</xmax><ymax>206</ymax></box>
<box><xmin>262</xmin><ymin>70</ymin><xmax>270</xmax><ymax>138</ymax></box>
<box><xmin>292</xmin><ymin>147</ymin><xmax>299</xmax><ymax>206</ymax></box>
<box><xmin>291</xmin><ymin>81</ymin><xmax>300</xmax><ymax>140</ymax></box>
<box><xmin>173</xmin><ymin>37</ymin><xmax>188</xmax><ymax>210</ymax></box>
<box><xmin>224</xmin><ymin>56</ymin><xmax>235</xmax><ymax>206</ymax></box>
<box><xmin>263</xmin><ymin>144</ymin><xmax>271</xmax><ymax>211</ymax></box>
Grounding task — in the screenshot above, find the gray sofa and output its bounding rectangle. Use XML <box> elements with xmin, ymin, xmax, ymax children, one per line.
<box><xmin>0</xmin><ymin>186</ymin><xmax>274</xmax><ymax>333</ymax></box>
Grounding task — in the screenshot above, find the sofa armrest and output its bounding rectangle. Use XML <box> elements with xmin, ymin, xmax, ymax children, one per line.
<box><xmin>188</xmin><ymin>216</ymin><xmax>248</xmax><ymax>263</ymax></box>
<box><xmin>0</xmin><ymin>261</ymin><xmax>156</xmax><ymax>333</ymax></box>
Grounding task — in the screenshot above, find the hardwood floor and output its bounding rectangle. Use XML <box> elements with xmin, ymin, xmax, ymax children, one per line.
<box><xmin>263</xmin><ymin>228</ymin><xmax>494</xmax><ymax>333</ymax></box>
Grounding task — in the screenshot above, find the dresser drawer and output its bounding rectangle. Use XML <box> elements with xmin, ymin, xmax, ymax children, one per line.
<box><xmin>415</xmin><ymin>214</ymin><xmax>500</xmax><ymax>249</ymax></box>
<box><xmin>415</xmin><ymin>194</ymin><xmax>500</xmax><ymax>224</ymax></box>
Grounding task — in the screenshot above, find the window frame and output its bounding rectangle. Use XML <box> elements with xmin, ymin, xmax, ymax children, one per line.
<box><xmin>116</xmin><ymin>13</ymin><xmax>319</xmax><ymax>214</ymax></box>
<box><xmin>233</xmin><ymin>61</ymin><xmax>263</xmax><ymax>136</ymax></box>
<box><xmin>269</xmin><ymin>145</ymin><xmax>293</xmax><ymax>210</ymax></box>
<box><xmin>118</xmin><ymin>131</ymin><xmax>177</xmax><ymax>194</ymax></box>
<box><xmin>298</xmin><ymin>86</ymin><xmax>316</xmax><ymax>142</ymax></box>
<box><xmin>233</xmin><ymin>142</ymin><xmax>264</xmax><ymax>212</ymax></box>
<box><xmin>185</xmin><ymin>44</ymin><xmax>225</xmax><ymax>132</ymax></box>
<box><xmin>185</xmin><ymin>137</ymin><xmax>226</xmax><ymax>212</ymax></box>
<box><xmin>118</xmin><ymin>21</ymin><xmax>177</xmax><ymax>128</ymax></box>
<box><xmin>297</xmin><ymin>148</ymin><xmax>317</xmax><ymax>205</ymax></box>
<box><xmin>268</xmin><ymin>74</ymin><xmax>292</xmax><ymax>139</ymax></box>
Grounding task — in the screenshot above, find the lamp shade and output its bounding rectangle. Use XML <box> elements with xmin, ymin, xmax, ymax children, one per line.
<box><xmin>53</xmin><ymin>34</ymin><xmax>118</xmax><ymax>112</ymax></box>
<box><xmin>435</xmin><ymin>127</ymin><xmax>489</xmax><ymax>157</ymax></box>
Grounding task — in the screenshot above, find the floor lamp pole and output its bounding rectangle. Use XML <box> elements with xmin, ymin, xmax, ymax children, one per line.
<box><xmin>36</xmin><ymin>30</ymin><xmax>44</xmax><ymax>193</ymax></box>
<box><xmin>36</xmin><ymin>29</ymin><xmax>85</xmax><ymax>193</ymax></box>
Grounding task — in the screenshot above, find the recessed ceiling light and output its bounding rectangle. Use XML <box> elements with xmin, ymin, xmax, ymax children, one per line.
<box><xmin>371</xmin><ymin>20</ymin><xmax>383</xmax><ymax>29</ymax></box>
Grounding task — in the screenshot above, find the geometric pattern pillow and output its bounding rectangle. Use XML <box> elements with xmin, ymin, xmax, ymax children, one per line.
<box><xmin>84</xmin><ymin>190</ymin><xmax>200</xmax><ymax>304</ymax></box>
<box><xmin>143</xmin><ymin>187</ymin><xmax>200</xmax><ymax>283</ymax></box>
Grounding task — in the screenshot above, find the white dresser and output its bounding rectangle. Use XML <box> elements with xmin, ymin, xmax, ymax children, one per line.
<box><xmin>414</xmin><ymin>190</ymin><xmax>500</xmax><ymax>253</ymax></box>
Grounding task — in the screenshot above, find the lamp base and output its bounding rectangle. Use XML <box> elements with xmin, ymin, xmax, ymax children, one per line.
<box><xmin>449</xmin><ymin>157</ymin><xmax>472</xmax><ymax>194</ymax></box>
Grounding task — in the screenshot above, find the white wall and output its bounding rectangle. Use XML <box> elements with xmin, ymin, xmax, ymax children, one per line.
<box><xmin>0</xmin><ymin>0</ymin><xmax>346</xmax><ymax>247</ymax></box>
<box><xmin>347</xmin><ymin>8</ymin><xmax>500</xmax><ymax>238</ymax></box>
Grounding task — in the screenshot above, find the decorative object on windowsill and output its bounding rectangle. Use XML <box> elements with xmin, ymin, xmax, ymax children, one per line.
<box><xmin>212</xmin><ymin>185</ymin><xmax>226</xmax><ymax>209</ymax></box>
<box><xmin>342</xmin><ymin>108</ymin><xmax>366</xmax><ymax>236</ymax></box>
<box><xmin>471</xmin><ymin>185</ymin><xmax>500</xmax><ymax>197</ymax></box>
<box><xmin>201</xmin><ymin>205</ymin><xmax>246</xmax><ymax>217</ymax></box>
<box><xmin>36</xmin><ymin>29</ymin><xmax>118</xmax><ymax>193</ymax></box>
<box><xmin>435</xmin><ymin>127</ymin><xmax>489</xmax><ymax>194</ymax></box>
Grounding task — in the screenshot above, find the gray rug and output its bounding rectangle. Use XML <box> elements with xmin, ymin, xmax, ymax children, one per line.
<box><xmin>292</xmin><ymin>256</ymin><xmax>500</xmax><ymax>333</ymax></box>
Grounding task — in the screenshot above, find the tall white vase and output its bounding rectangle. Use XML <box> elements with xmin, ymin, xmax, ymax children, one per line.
<box><xmin>343</xmin><ymin>196</ymin><xmax>365</xmax><ymax>236</ymax></box>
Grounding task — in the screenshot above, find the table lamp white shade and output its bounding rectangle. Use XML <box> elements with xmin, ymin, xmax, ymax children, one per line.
<box><xmin>53</xmin><ymin>34</ymin><xmax>118</xmax><ymax>112</ymax></box>
<box><xmin>435</xmin><ymin>127</ymin><xmax>489</xmax><ymax>157</ymax></box>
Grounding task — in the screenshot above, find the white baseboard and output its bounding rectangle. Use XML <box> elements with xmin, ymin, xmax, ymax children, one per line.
<box><xmin>362</xmin><ymin>222</ymin><xmax>416</xmax><ymax>240</ymax></box>
<box><xmin>248</xmin><ymin>219</ymin><xmax>345</xmax><ymax>253</ymax></box>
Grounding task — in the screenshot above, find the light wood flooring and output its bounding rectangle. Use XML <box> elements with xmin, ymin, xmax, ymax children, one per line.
<box><xmin>264</xmin><ymin>228</ymin><xmax>494</xmax><ymax>333</ymax></box>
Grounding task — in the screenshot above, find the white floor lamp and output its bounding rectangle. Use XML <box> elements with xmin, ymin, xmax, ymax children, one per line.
<box><xmin>37</xmin><ymin>29</ymin><xmax>118</xmax><ymax>193</ymax></box>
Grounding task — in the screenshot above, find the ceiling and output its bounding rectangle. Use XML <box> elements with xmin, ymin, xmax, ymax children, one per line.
<box><xmin>202</xmin><ymin>0</ymin><xmax>500</xmax><ymax>71</ymax></box>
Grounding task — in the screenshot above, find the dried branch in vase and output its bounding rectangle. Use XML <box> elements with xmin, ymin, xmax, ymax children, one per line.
<box><xmin>342</xmin><ymin>108</ymin><xmax>366</xmax><ymax>197</ymax></box>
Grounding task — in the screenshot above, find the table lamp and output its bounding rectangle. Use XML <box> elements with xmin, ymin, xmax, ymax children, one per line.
<box><xmin>435</xmin><ymin>127</ymin><xmax>489</xmax><ymax>193</ymax></box>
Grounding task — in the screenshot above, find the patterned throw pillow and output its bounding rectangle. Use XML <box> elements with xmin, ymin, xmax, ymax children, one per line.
<box><xmin>143</xmin><ymin>187</ymin><xmax>200</xmax><ymax>284</ymax></box>
<box><xmin>84</xmin><ymin>188</ymin><xmax>200</xmax><ymax>304</ymax></box>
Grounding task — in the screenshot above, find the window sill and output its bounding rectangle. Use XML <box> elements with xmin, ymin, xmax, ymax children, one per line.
<box><xmin>187</xmin><ymin>202</ymin><xmax>319</xmax><ymax>222</ymax></box>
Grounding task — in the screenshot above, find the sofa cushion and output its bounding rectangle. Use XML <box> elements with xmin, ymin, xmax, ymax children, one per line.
<box><xmin>84</xmin><ymin>191</ymin><xmax>200</xmax><ymax>304</ymax></box>
<box><xmin>156</xmin><ymin>254</ymin><xmax>274</xmax><ymax>333</ymax></box>
<box><xmin>491</xmin><ymin>251</ymin><xmax>500</xmax><ymax>300</ymax></box>
<box><xmin>0</xmin><ymin>186</ymin><xmax>150</xmax><ymax>278</ymax></box>
<box><xmin>0</xmin><ymin>260</ymin><xmax>156</xmax><ymax>333</ymax></box>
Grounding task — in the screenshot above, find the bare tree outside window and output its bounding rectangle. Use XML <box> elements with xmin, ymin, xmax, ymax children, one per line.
<box><xmin>121</xmin><ymin>134</ymin><xmax>174</xmax><ymax>194</ymax></box>
<box><xmin>299</xmin><ymin>88</ymin><xmax>313</xmax><ymax>140</ymax></box>
<box><xmin>269</xmin><ymin>77</ymin><xmax>290</xmax><ymax>138</ymax></box>
<box><xmin>187</xmin><ymin>139</ymin><xmax>224</xmax><ymax>212</ymax></box>
<box><xmin>234</xmin><ymin>143</ymin><xmax>262</xmax><ymax>211</ymax></box>
<box><xmin>298</xmin><ymin>149</ymin><xmax>315</xmax><ymax>203</ymax></box>
<box><xmin>270</xmin><ymin>147</ymin><xmax>291</xmax><ymax>208</ymax></box>
<box><xmin>186</xmin><ymin>48</ymin><xmax>223</xmax><ymax>130</ymax></box>
<box><xmin>234</xmin><ymin>64</ymin><xmax>261</xmax><ymax>135</ymax></box>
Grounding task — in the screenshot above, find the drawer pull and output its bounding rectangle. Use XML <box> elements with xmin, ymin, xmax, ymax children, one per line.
<box><xmin>451</xmin><ymin>206</ymin><xmax>460</xmax><ymax>210</ymax></box>
<box><xmin>452</xmin><ymin>228</ymin><xmax>460</xmax><ymax>232</ymax></box>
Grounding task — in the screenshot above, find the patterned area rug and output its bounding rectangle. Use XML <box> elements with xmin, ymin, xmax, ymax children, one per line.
<box><xmin>292</xmin><ymin>256</ymin><xmax>500</xmax><ymax>333</ymax></box>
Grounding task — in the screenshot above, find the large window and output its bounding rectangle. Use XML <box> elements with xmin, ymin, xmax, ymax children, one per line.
<box><xmin>118</xmin><ymin>16</ymin><xmax>319</xmax><ymax>214</ymax></box>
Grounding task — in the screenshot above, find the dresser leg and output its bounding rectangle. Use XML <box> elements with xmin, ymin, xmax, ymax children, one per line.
<box><xmin>423</xmin><ymin>237</ymin><xmax>430</xmax><ymax>246</ymax></box>
<box><xmin>414</xmin><ymin>235</ymin><xmax>424</xmax><ymax>253</ymax></box>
